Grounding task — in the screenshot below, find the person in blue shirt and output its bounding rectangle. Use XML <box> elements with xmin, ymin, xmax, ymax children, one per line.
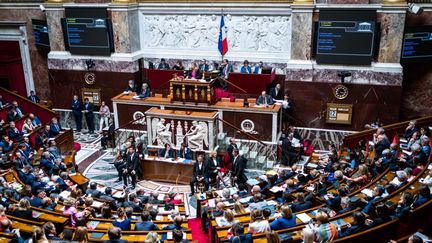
<box><xmin>412</xmin><ymin>185</ymin><xmax>431</xmax><ymax>208</ymax></box>
<box><xmin>229</xmin><ymin>222</ymin><xmax>252</xmax><ymax>243</ymax></box>
<box><xmin>162</xmin><ymin>216</ymin><xmax>186</xmax><ymax>230</ymax></box>
<box><xmin>135</xmin><ymin>211</ymin><xmax>159</xmax><ymax>231</ymax></box>
<box><xmin>240</xmin><ymin>60</ymin><xmax>252</xmax><ymax>74</ymax></box>
<box><xmin>113</xmin><ymin>208</ymin><xmax>131</xmax><ymax>231</ymax></box>
<box><xmin>49</xmin><ymin>117</ymin><xmax>62</xmax><ymax>137</ymax></box>
<box><xmin>29</xmin><ymin>113</ymin><xmax>41</xmax><ymax>128</ymax></box>
<box><xmin>0</xmin><ymin>135</ymin><xmax>13</xmax><ymax>153</ymax></box>
<box><xmin>270</xmin><ymin>205</ymin><xmax>296</xmax><ymax>230</ymax></box>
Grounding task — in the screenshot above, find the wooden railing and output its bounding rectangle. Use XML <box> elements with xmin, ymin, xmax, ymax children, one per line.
<box><xmin>343</xmin><ymin>115</ymin><xmax>432</xmax><ymax>149</ymax></box>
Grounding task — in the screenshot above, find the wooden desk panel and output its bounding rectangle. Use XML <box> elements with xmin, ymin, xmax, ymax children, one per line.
<box><xmin>141</xmin><ymin>158</ymin><xmax>193</xmax><ymax>185</ymax></box>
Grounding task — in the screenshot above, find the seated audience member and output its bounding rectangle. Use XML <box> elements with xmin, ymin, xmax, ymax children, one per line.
<box><xmin>240</xmin><ymin>60</ymin><xmax>252</xmax><ymax>74</ymax></box>
<box><xmin>73</xmin><ymin>226</ymin><xmax>89</xmax><ymax>243</ymax></box>
<box><xmin>229</xmin><ymin>222</ymin><xmax>252</xmax><ymax>243</ymax></box>
<box><xmin>42</xmin><ymin>125</ymin><xmax>51</xmax><ymax>138</ymax></box>
<box><xmin>269</xmin><ymin>83</ymin><xmax>283</xmax><ymax>100</ymax></box>
<box><xmin>0</xmin><ymin>136</ymin><xmax>13</xmax><ymax>153</ymax></box>
<box><xmin>29</xmin><ymin>113</ymin><xmax>41</xmax><ymax>129</ymax></box>
<box><xmin>393</xmin><ymin>192</ymin><xmax>414</xmax><ymax>220</ymax></box>
<box><xmin>253</xmin><ymin>61</ymin><xmax>264</xmax><ymax>74</ymax></box>
<box><xmin>86</xmin><ymin>182</ymin><xmax>102</xmax><ymax>198</ymax></box>
<box><xmin>178</xmin><ymin>143</ymin><xmax>192</xmax><ymax>160</ymax></box>
<box><xmin>122</xmin><ymin>193</ymin><xmax>143</xmax><ymax>212</ymax></box>
<box><xmin>113</xmin><ymin>207</ymin><xmax>131</xmax><ymax>231</ymax></box>
<box><xmin>0</xmin><ymin>95</ymin><xmax>7</xmax><ymax>108</ymax></box>
<box><xmin>394</xmin><ymin>170</ymin><xmax>409</xmax><ymax>189</ymax></box>
<box><xmin>103</xmin><ymin>226</ymin><xmax>128</xmax><ymax>243</ymax></box>
<box><xmin>139</xmin><ymin>83</ymin><xmax>151</xmax><ymax>98</ymax></box>
<box><xmin>256</xmin><ymin>91</ymin><xmax>274</xmax><ymax>106</ymax></box>
<box><xmin>158</xmin><ymin>58</ymin><xmax>170</xmax><ymax>70</ymax></box>
<box><xmin>163</xmin><ymin>216</ymin><xmax>186</xmax><ymax>230</ymax></box>
<box><xmin>22</xmin><ymin>118</ymin><xmax>35</xmax><ymax>134</ymax></box>
<box><xmin>41</xmin><ymin>197</ymin><xmax>57</xmax><ymax>211</ymax></box>
<box><xmin>172</xmin><ymin>229</ymin><xmax>184</xmax><ymax>243</ymax></box>
<box><xmin>365</xmin><ymin>203</ymin><xmax>392</xmax><ymax>227</ymax></box>
<box><xmin>290</xmin><ymin>192</ymin><xmax>313</xmax><ymax>213</ymax></box>
<box><xmin>312</xmin><ymin>211</ymin><xmax>338</xmax><ymax>242</ymax></box>
<box><xmin>12</xmin><ymin>101</ymin><xmax>23</xmax><ymax>118</ymax></box>
<box><xmin>28</xmin><ymin>90</ymin><xmax>40</xmax><ymax>103</ymax></box>
<box><xmin>135</xmin><ymin>211</ymin><xmax>159</xmax><ymax>231</ymax></box>
<box><xmin>336</xmin><ymin>196</ymin><xmax>354</xmax><ymax>215</ymax></box>
<box><xmin>159</xmin><ymin>143</ymin><xmax>174</xmax><ymax>159</ymax></box>
<box><xmin>420</xmin><ymin>136</ymin><xmax>431</xmax><ymax>157</ymax></box>
<box><xmin>301</xmin><ymin>228</ymin><xmax>315</xmax><ymax>243</ymax></box>
<box><xmin>146</xmin><ymin>231</ymin><xmax>160</xmax><ymax>243</ymax></box>
<box><xmin>44</xmin><ymin>222</ymin><xmax>60</xmax><ymax>240</ymax></box>
<box><xmin>248</xmin><ymin>193</ymin><xmax>268</xmax><ymax>211</ymax></box>
<box><xmin>124</xmin><ymin>80</ymin><xmax>138</xmax><ymax>93</ymax></box>
<box><xmin>148</xmin><ymin>192</ymin><xmax>162</xmax><ymax>205</ymax></box>
<box><xmin>48</xmin><ymin>140</ymin><xmax>61</xmax><ymax>161</ymax></box>
<box><xmin>63</xmin><ymin>198</ymin><xmax>79</xmax><ymax>227</ymax></box>
<box><xmin>14</xmin><ymin>151</ymin><xmax>30</xmax><ymax>170</ymax></box>
<box><xmin>270</xmin><ymin>205</ymin><xmax>296</xmax><ymax>230</ymax></box>
<box><xmin>338</xmin><ymin>212</ymin><xmax>368</xmax><ymax>237</ymax></box>
<box><xmin>412</xmin><ymin>185</ymin><xmax>431</xmax><ymax>208</ymax></box>
<box><xmin>190</xmin><ymin>155</ymin><xmax>209</xmax><ymax>195</ymax></box>
<box><xmin>7</xmin><ymin>121</ymin><xmax>23</xmax><ymax>141</ymax></box>
<box><xmin>218</xmin><ymin>209</ymin><xmax>238</xmax><ymax>227</ymax></box>
<box><xmin>407</xmin><ymin>132</ymin><xmax>421</xmax><ymax>150</ymax></box>
<box><xmin>248</xmin><ymin>209</ymin><xmax>270</xmax><ymax>234</ymax></box>
<box><xmin>164</xmin><ymin>192</ymin><xmax>182</xmax><ymax>205</ymax></box>
<box><xmin>186</xmin><ymin>63</ymin><xmax>202</xmax><ymax>79</ymax></box>
<box><xmin>361</xmin><ymin>186</ymin><xmax>385</xmax><ymax>214</ymax></box>
<box><xmin>6</xmin><ymin>107</ymin><xmax>19</xmax><ymax>123</ymax></box>
<box><xmin>404</xmin><ymin>120</ymin><xmax>418</xmax><ymax>140</ymax></box>
<box><xmin>344</xmin><ymin>164</ymin><xmax>371</xmax><ymax>186</ymax></box>
<box><xmin>374</xmin><ymin>134</ymin><xmax>390</xmax><ymax>158</ymax></box>
<box><xmin>12</xmin><ymin>198</ymin><xmax>33</xmax><ymax>220</ymax></box>
<box><xmin>173</xmin><ymin>60</ymin><xmax>185</xmax><ymax>70</ymax></box>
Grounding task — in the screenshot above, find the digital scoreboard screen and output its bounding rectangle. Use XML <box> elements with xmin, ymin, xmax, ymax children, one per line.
<box><xmin>401</xmin><ymin>26</ymin><xmax>432</xmax><ymax>62</ymax></box>
<box><xmin>32</xmin><ymin>19</ymin><xmax>50</xmax><ymax>49</ymax></box>
<box><xmin>316</xmin><ymin>10</ymin><xmax>376</xmax><ymax>65</ymax></box>
<box><xmin>63</xmin><ymin>7</ymin><xmax>112</xmax><ymax>56</ymax></box>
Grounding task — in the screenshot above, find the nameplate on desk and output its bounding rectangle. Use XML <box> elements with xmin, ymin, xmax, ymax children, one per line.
<box><xmin>326</xmin><ymin>103</ymin><xmax>353</xmax><ymax>125</ymax></box>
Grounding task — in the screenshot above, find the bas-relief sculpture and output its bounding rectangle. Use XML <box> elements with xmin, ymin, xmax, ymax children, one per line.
<box><xmin>141</xmin><ymin>14</ymin><xmax>291</xmax><ymax>53</ymax></box>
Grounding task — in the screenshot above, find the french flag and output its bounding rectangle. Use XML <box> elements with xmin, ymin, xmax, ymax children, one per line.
<box><xmin>218</xmin><ymin>15</ymin><xmax>228</xmax><ymax>56</ymax></box>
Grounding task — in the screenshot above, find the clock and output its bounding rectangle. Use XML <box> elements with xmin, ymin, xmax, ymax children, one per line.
<box><xmin>333</xmin><ymin>84</ymin><xmax>349</xmax><ymax>100</ymax></box>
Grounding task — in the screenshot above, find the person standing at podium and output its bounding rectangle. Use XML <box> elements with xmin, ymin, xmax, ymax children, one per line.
<box><xmin>240</xmin><ymin>60</ymin><xmax>252</xmax><ymax>74</ymax></box>
<box><xmin>256</xmin><ymin>91</ymin><xmax>274</xmax><ymax>106</ymax></box>
<box><xmin>186</xmin><ymin>63</ymin><xmax>202</xmax><ymax>79</ymax></box>
<box><xmin>190</xmin><ymin>155</ymin><xmax>209</xmax><ymax>195</ymax></box>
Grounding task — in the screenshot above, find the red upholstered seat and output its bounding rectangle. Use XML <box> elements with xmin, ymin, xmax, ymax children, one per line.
<box><xmin>303</xmin><ymin>140</ymin><xmax>315</xmax><ymax>156</ymax></box>
<box><xmin>392</xmin><ymin>134</ymin><xmax>399</xmax><ymax>145</ymax></box>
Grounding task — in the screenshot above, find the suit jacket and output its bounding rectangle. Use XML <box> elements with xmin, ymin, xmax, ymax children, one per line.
<box><xmin>125</xmin><ymin>85</ymin><xmax>138</xmax><ymax>93</ymax></box>
<box><xmin>186</xmin><ymin>69</ymin><xmax>202</xmax><ymax>79</ymax></box>
<box><xmin>178</xmin><ymin>147</ymin><xmax>193</xmax><ymax>160</ymax></box>
<box><xmin>49</xmin><ymin>123</ymin><xmax>62</xmax><ymax>137</ymax></box>
<box><xmin>229</xmin><ymin>234</ymin><xmax>253</xmax><ymax>243</ymax></box>
<box><xmin>83</xmin><ymin>102</ymin><xmax>94</xmax><ymax>117</ymax></box>
<box><xmin>256</xmin><ymin>95</ymin><xmax>274</xmax><ymax>105</ymax></box>
<box><xmin>7</xmin><ymin>127</ymin><xmax>22</xmax><ymax>141</ymax></box>
<box><xmin>240</xmin><ymin>66</ymin><xmax>252</xmax><ymax>74</ymax></box>
<box><xmin>126</xmin><ymin>152</ymin><xmax>141</xmax><ymax>176</ymax></box>
<box><xmin>31</xmin><ymin>116</ymin><xmax>42</xmax><ymax>127</ymax></box>
<box><xmin>269</xmin><ymin>88</ymin><xmax>283</xmax><ymax>100</ymax></box>
<box><xmin>139</xmin><ymin>88</ymin><xmax>151</xmax><ymax>98</ymax></box>
<box><xmin>220</xmin><ymin>64</ymin><xmax>232</xmax><ymax>78</ymax></box>
<box><xmin>6</xmin><ymin>111</ymin><xmax>19</xmax><ymax>123</ymax></box>
<box><xmin>232</xmin><ymin>156</ymin><xmax>247</xmax><ymax>182</ymax></box>
<box><xmin>206</xmin><ymin>157</ymin><xmax>222</xmax><ymax>177</ymax></box>
<box><xmin>158</xmin><ymin>148</ymin><xmax>174</xmax><ymax>159</ymax></box>
<box><xmin>28</xmin><ymin>95</ymin><xmax>40</xmax><ymax>103</ymax></box>
<box><xmin>135</xmin><ymin>221</ymin><xmax>159</xmax><ymax>231</ymax></box>
<box><xmin>86</xmin><ymin>188</ymin><xmax>102</xmax><ymax>198</ymax></box>
<box><xmin>253</xmin><ymin>66</ymin><xmax>263</xmax><ymax>74</ymax></box>
<box><xmin>291</xmin><ymin>200</ymin><xmax>312</xmax><ymax>213</ymax></box>
<box><xmin>199</xmin><ymin>64</ymin><xmax>209</xmax><ymax>72</ymax></box>
<box><xmin>71</xmin><ymin>100</ymin><xmax>82</xmax><ymax>116</ymax></box>
<box><xmin>193</xmin><ymin>162</ymin><xmax>208</xmax><ymax>178</ymax></box>
<box><xmin>227</xmin><ymin>143</ymin><xmax>238</xmax><ymax>160</ymax></box>
<box><xmin>158</xmin><ymin>63</ymin><xmax>170</xmax><ymax>70</ymax></box>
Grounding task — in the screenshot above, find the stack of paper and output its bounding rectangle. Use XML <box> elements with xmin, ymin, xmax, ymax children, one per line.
<box><xmin>361</xmin><ymin>188</ymin><xmax>374</xmax><ymax>198</ymax></box>
<box><xmin>297</xmin><ymin>213</ymin><xmax>312</xmax><ymax>224</ymax></box>
<box><xmin>87</xmin><ymin>221</ymin><xmax>100</xmax><ymax>229</ymax></box>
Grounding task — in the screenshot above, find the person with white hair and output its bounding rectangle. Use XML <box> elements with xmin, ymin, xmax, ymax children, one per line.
<box><xmin>394</xmin><ymin>170</ymin><xmax>409</xmax><ymax>189</ymax></box>
<box><xmin>301</xmin><ymin>227</ymin><xmax>314</xmax><ymax>243</ymax></box>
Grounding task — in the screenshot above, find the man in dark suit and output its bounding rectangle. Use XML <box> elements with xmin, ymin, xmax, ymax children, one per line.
<box><xmin>139</xmin><ymin>83</ymin><xmax>151</xmax><ymax>98</ymax></box>
<box><xmin>178</xmin><ymin>143</ymin><xmax>192</xmax><ymax>160</ymax></box>
<box><xmin>123</xmin><ymin>146</ymin><xmax>140</xmax><ymax>189</ymax></box>
<box><xmin>229</xmin><ymin>222</ymin><xmax>253</xmax><ymax>243</ymax></box>
<box><xmin>290</xmin><ymin>192</ymin><xmax>313</xmax><ymax>212</ymax></box>
<box><xmin>157</xmin><ymin>58</ymin><xmax>170</xmax><ymax>70</ymax></box>
<box><xmin>122</xmin><ymin>193</ymin><xmax>143</xmax><ymax>212</ymax></box>
<box><xmin>0</xmin><ymin>95</ymin><xmax>7</xmax><ymax>108</ymax></box>
<box><xmin>135</xmin><ymin>211</ymin><xmax>159</xmax><ymax>231</ymax></box>
<box><xmin>18</xmin><ymin>165</ymin><xmax>35</xmax><ymax>185</ymax></box>
<box><xmin>49</xmin><ymin>117</ymin><xmax>62</xmax><ymax>137</ymax></box>
<box><xmin>30</xmin><ymin>189</ymin><xmax>45</xmax><ymax>208</ymax></box>
<box><xmin>100</xmin><ymin>187</ymin><xmax>118</xmax><ymax>209</ymax></box>
<box><xmin>124</xmin><ymin>80</ymin><xmax>138</xmax><ymax>93</ymax></box>
<box><xmin>256</xmin><ymin>91</ymin><xmax>274</xmax><ymax>106</ymax></box>
<box><xmin>28</xmin><ymin>90</ymin><xmax>40</xmax><ymax>103</ymax></box>
<box><xmin>83</xmin><ymin>98</ymin><xmax>95</xmax><ymax>133</ymax></box>
<box><xmin>158</xmin><ymin>143</ymin><xmax>174</xmax><ymax>159</ymax></box>
<box><xmin>86</xmin><ymin>182</ymin><xmax>102</xmax><ymax>198</ymax></box>
<box><xmin>269</xmin><ymin>83</ymin><xmax>283</xmax><ymax>100</ymax></box>
<box><xmin>71</xmin><ymin>95</ymin><xmax>82</xmax><ymax>132</ymax></box>
<box><xmin>338</xmin><ymin>212</ymin><xmax>368</xmax><ymax>237</ymax></box>
<box><xmin>11</xmin><ymin>101</ymin><xmax>23</xmax><ymax>118</ymax></box>
<box><xmin>219</xmin><ymin>59</ymin><xmax>232</xmax><ymax>79</ymax></box>
<box><xmin>281</xmin><ymin>134</ymin><xmax>298</xmax><ymax>166</ymax></box>
<box><xmin>232</xmin><ymin>150</ymin><xmax>247</xmax><ymax>188</ymax></box>
<box><xmin>190</xmin><ymin>155</ymin><xmax>209</xmax><ymax>195</ymax></box>
<box><xmin>103</xmin><ymin>226</ymin><xmax>128</xmax><ymax>243</ymax></box>
<box><xmin>227</xmin><ymin>138</ymin><xmax>238</xmax><ymax>163</ymax></box>
<box><xmin>6</xmin><ymin>107</ymin><xmax>19</xmax><ymax>123</ymax></box>
<box><xmin>101</xmin><ymin>118</ymin><xmax>115</xmax><ymax>150</ymax></box>
<box><xmin>199</xmin><ymin>59</ymin><xmax>209</xmax><ymax>72</ymax></box>
<box><xmin>7</xmin><ymin>121</ymin><xmax>23</xmax><ymax>141</ymax></box>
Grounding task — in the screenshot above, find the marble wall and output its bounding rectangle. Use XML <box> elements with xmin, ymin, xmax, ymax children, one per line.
<box><xmin>290</xmin><ymin>10</ymin><xmax>313</xmax><ymax>61</ymax></box>
<box><xmin>111</xmin><ymin>7</ymin><xmax>140</xmax><ymax>53</ymax></box>
<box><xmin>45</xmin><ymin>8</ymin><xmax>65</xmax><ymax>52</ymax></box>
<box><xmin>377</xmin><ymin>12</ymin><xmax>406</xmax><ymax>63</ymax></box>
<box><xmin>0</xmin><ymin>8</ymin><xmax>50</xmax><ymax>99</ymax></box>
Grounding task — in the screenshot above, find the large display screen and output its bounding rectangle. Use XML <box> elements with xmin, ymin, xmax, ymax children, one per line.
<box><xmin>32</xmin><ymin>19</ymin><xmax>50</xmax><ymax>49</ymax></box>
<box><xmin>401</xmin><ymin>26</ymin><xmax>432</xmax><ymax>63</ymax></box>
<box><xmin>316</xmin><ymin>10</ymin><xmax>376</xmax><ymax>65</ymax></box>
<box><xmin>62</xmin><ymin>7</ymin><xmax>113</xmax><ymax>56</ymax></box>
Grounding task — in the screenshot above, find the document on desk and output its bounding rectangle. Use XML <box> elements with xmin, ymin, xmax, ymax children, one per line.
<box><xmin>361</xmin><ymin>188</ymin><xmax>374</xmax><ymax>198</ymax></box>
<box><xmin>87</xmin><ymin>221</ymin><xmax>100</xmax><ymax>229</ymax></box>
<box><xmin>297</xmin><ymin>213</ymin><xmax>312</xmax><ymax>224</ymax></box>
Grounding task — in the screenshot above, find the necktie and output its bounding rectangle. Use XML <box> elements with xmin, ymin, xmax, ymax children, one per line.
<box><xmin>32</xmin><ymin>96</ymin><xmax>35</xmax><ymax>102</ymax></box>
<box><xmin>264</xmin><ymin>97</ymin><xmax>267</xmax><ymax>105</ymax></box>
<box><xmin>55</xmin><ymin>124</ymin><xmax>59</xmax><ymax>131</ymax></box>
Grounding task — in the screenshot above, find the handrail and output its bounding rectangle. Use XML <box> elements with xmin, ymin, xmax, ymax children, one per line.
<box><xmin>218</xmin><ymin>77</ymin><xmax>248</xmax><ymax>94</ymax></box>
<box><xmin>216</xmin><ymin>117</ymin><xmax>267</xmax><ymax>146</ymax></box>
<box><xmin>0</xmin><ymin>87</ymin><xmax>56</xmax><ymax>116</ymax></box>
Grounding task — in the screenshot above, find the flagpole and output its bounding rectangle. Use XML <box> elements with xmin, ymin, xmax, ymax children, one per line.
<box><xmin>221</xmin><ymin>8</ymin><xmax>224</xmax><ymax>62</ymax></box>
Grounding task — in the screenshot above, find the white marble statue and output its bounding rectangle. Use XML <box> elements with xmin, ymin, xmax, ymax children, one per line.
<box><xmin>185</xmin><ymin>121</ymin><xmax>208</xmax><ymax>150</ymax></box>
<box><xmin>152</xmin><ymin>118</ymin><xmax>172</xmax><ymax>146</ymax></box>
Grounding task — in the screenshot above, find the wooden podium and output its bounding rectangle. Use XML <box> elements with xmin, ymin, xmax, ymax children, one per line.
<box><xmin>169</xmin><ymin>76</ymin><xmax>217</xmax><ymax>105</ymax></box>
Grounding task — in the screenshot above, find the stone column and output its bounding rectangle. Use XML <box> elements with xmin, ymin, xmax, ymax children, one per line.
<box><xmin>377</xmin><ymin>2</ymin><xmax>407</xmax><ymax>64</ymax></box>
<box><xmin>110</xmin><ymin>1</ymin><xmax>140</xmax><ymax>54</ymax></box>
<box><xmin>45</xmin><ymin>0</ymin><xmax>68</xmax><ymax>52</ymax></box>
<box><xmin>286</xmin><ymin>1</ymin><xmax>314</xmax><ymax>81</ymax></box>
